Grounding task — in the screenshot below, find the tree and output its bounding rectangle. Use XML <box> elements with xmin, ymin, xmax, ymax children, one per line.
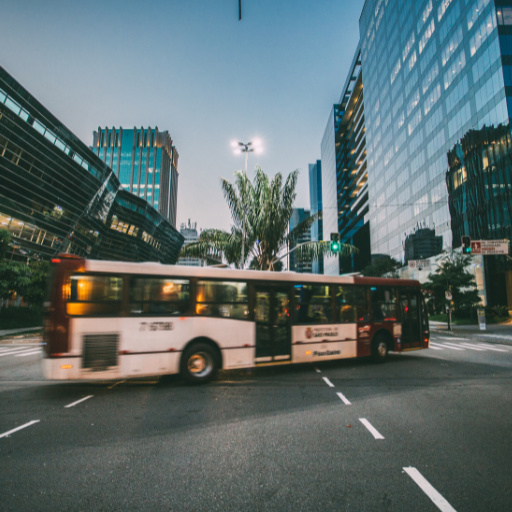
<box><xmin>0</xmin><ymin>261</ymin><xmax>31</xmax><ymax>302</ymax></box>
<box><xmin>423</xmin><ymin>252</ymin><xmax>481</xmax><ymax>317</ymax></box>
<box><xmin>23</xmin><ymin>261</ymin><xmax>50</xmax><ymax>311</ymax></box>
<box><xmin>360</xmin><ymin>257</ymin><xmax>402</xmax><ymax>277</ymax></box>
<box><xmin>0</xmin><ymin>229</ymin><xmax>11</xmax><ymax>261</ymax></box>
<box><xmin>179</xmin><ymin>167</ymin><xmax>356</xmax><ymax>270</ymax></box>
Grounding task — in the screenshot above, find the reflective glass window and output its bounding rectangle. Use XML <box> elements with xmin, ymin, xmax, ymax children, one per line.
<box><xmin>67</xmin><ymin>275</ymin><xmax>123</xmax><ymax>316</ymax></box>
<box><xmin>130</xmin><ymin>277</ymin><xmax>189</xmax><ymax>316</ymax></box>
<box><xmin>294</xmin><ymin>284</ymin><xmax>332</xmax><ymax>324</ymax></box>
<box><xmin>370</xmin><ymin>287</ymin><xmax>397</xmax><ymax>322</ymax></box>
<box><xmin>336</xmin><ymin>285</ymin><xmax>369</xmax><ymax>323</ymax></box>
<box><xmin>196</xmin><ymin>281</ymin><xmax>248</xmax><ymax>319</ymax></box>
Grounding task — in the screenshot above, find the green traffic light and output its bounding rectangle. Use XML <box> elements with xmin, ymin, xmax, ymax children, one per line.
<box><xmin>331</xmin><ymin>242</ymin><xmax>340</xmax><ymax>252</ymax></box>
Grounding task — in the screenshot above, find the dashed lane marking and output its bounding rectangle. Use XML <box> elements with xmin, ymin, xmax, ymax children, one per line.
<box><xmin>359</xmin><ymin>418</ymin><xmax>384</xmax><ymax>439</ymax></box>
<box><xmin>0</xmin><ymin>420</ymin><xmax>40</xmax><ymax>439</ymax></box>
<box><xmin>322</xmin><ymin>377</ymin><xmax>334</xmax><ymax>387</ymax></box>
<box><xmin>404</xmin><ymin>467</ymin><xmax>457</xmax><ymax>512</ymax></box>
<box><xmin>65</xmin><ymin>396</ymin><xmax>93</xmax><ymax>408</ymax></box>
<box><xmin>336</xmin><ymin>392</ymin><xmax>351</xmax><ymax>405</ymax></box>
<box><xmin>314</xmin><ymin>367</ymin><xmax>321</xmax><ymax>373</ymax></box>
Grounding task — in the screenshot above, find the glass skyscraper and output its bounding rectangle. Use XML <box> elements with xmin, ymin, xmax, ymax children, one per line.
<box><xmin>321</xmin><ymin>46</ymin><xmax>370</xmax><ymax>275</ymax></box>
<box><xmin>309</xmin><ymin>160</ymin><xmax>324</xmax><ymax>274</ymax></box>
<box><xmin>92</xmin><ymin>127</ymin><xmax>179</xmax><ymax>227</ymax></box>
<box><xmin>360</xmin><ymin>0</ymin><xmax>509</xmax><ymax>262</ymax></box>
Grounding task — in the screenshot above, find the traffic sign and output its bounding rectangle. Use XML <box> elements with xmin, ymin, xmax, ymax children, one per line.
<box><xmin>408</xmin><ymin>259</ymin><xmax>431</xmax><ymax>270</ymax></box>
<box><xmin>469</xmin><ymin>240</ymin><xmax>509</xmax><ymax>255</ymax></box>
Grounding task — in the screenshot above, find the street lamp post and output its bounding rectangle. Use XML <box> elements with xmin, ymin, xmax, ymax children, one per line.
<box><xmin>231</xmin><ymin>139</ymin><xmax>262</xmax><ymax>268</ymax></box>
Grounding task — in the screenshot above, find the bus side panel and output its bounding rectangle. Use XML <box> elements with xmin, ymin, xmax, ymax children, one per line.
<box><xmin>291</xmin><ymin>324</ymin><xmax>357</xmax><ymax>363</ymax></box>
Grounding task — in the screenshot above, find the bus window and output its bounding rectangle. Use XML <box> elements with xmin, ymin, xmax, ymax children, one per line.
<box><xmin>196</xmin><ymin>281</ymin><xmax>249</xmax><ymax>319</ymax></box>
<box><xmin>370</xmin><ymin>287</ymin><xmax>397</xmax><ymax>322</ymax></box>
<box><xmin>130</xmin><ymin>278</ymin><xmax>189</xmax><ymax>316</ymax></box>
<box><xmin>294</xmin><ymin>285</ymin><xmax>332</xmax><ymax>324</ymax></box>
<box><xmin>67</xmin><ymin>275</ymin><xmax>123</xmax><ymax>316</ymax></box>
<box><xmin>336</xmin><ymin>285</ymin><xmax>368</xmax><ymax>323</ymax></box>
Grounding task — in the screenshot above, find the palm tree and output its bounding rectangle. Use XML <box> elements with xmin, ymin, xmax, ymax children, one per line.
<box><xmin>178</xmin><ymin>167</ymin><xmax>356</xmax><ymax>270</ymax></box>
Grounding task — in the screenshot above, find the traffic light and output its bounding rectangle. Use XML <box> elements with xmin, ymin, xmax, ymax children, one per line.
<box><xmin>330</xmin><ymin>233</ymin><xmax>340</xmax><ymax>253</ymax></box>
<box><xmin>462</xmin><ymin>236</ymin><xmax>471</xmax><ymax>254</ymax></box>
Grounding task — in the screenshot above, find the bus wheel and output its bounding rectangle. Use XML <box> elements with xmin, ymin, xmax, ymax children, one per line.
<box><xmin>371</xmin><ymin>334</ymin><xmax>388</xmax><ymax>364</ymax></box>
<box><xmin>181</xmin><ymin>343</ymin><xmax>217</xmax><ymax>384</ymax></box>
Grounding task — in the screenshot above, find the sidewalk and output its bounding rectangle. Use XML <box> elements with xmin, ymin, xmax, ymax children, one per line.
<box><xmin>0</xmin><ymin>326</ymin><xmax>42</xmax><ymax>340</ymax></box>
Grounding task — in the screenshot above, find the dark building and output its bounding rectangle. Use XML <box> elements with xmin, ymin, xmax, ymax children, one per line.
<box><xmin>0</xmin><ymin>66</ymin><xmax>183</xmax><ymax>265</ymax></box>
<box><xmin>321</xmin><ymin>44</ymin><xmax>371</xmax><ymax>275</ymax></box>
<box><xmin>308</xmin><ymin>160</ymin><xmax>323</xmax><ymax>274</ymax></box>
<box><xmin>92</xmin><ymin>127</ymin><xmax>179</xmax><ymax>227</ymax></box>
<box><xmin>289</xmin><ymin>208</ymin><xmax>312</xmax><ymax>273</ymax></box>
<box><xmin>404</xmin><ymin>227</ymin><xmax>443</xmax><ymax>263</ymax></box>
<box><xmin>447</xmin><ymin>122</ymin><xmax>512</xmax><ymax>306</ymax></box>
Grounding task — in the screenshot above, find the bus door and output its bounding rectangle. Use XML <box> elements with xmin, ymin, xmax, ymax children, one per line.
<box><xmin>254</xmin><ymin>286</ymin><xmax>291</xmax><ymax>362</ymax></box>
<box><xmin>399</xmin><ymin>290</ymin><xmax>422</xmax><ymax>349</ymax></box>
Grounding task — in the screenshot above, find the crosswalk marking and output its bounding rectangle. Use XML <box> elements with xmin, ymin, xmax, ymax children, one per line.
<box><xmin>15</xmin><ymin>349</ymin><xmax>42</xmax><ymax>357</ymax></box>
<box><xmin>431</xmin><ymin>342</ymin><xmax>464</xmax><ymax>351</ymax></box>
<box><xmin>456</xmin><ymin>343</ymin><xmax>485</xmax><ymax>352</ymax></box>
<box><xmin>0</xmin><ymin>347</ymin><xmax>39</xmax><ymax>357</ymax></box>
<box><xmin>476</xmin><ymin>343</ymin><xmax>509</xmax><ymax>352</ymax></box>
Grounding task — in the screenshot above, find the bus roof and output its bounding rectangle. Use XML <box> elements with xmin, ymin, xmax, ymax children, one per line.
<box><xmin>81</xmin><ymin>258</ymin><xmax>421</xmax><ymax>288</ymax></box>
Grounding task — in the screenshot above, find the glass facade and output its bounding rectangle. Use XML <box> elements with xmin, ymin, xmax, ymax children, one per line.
<box><xmin>288</xmin><ymin>208</ymin><xmax>312</xmax><ymax>273</ymax></box>
<box><xmin>360</xmin><ymin>0</ymin><xmax>508</xmax><ymax>262</ymax></box>
<box><xmin>308</xmin><ymin>160</ymin><xmax>323</xmax><ymax>274</ymax></box>
<box><xmin>92</xmin><ymin>127</ymin><xmax>179</xmax><ymax>227</ymax></box>
<box><xmin>321</xmin><ymin>46</ymin><xmax>371</xmax><ymax>275</ymax></box>
<box><xmin>0</xmin><ymin>66</ymin><xmax>183</xmax><ymax>264</ymax></box>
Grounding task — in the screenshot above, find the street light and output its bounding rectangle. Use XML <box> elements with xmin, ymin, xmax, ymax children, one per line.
<box><xmin>231</xmin><ymin>139</ymin><xmax>264</xmax><ymax>267</ymax></box>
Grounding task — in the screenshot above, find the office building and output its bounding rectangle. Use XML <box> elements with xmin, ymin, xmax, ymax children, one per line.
<box><xmin>308</xmin><ymin>160</ymin><xmax>324</xmax><ymax>274</ymax></box>
<box><xmin>321</xmin><ymin>45</ymin><xmax>371</xmax><ymax>275</ymax></box>
<box><xmin>446</xmin><ymin>123</ymin><xmax>512</xmax><ymax>306</ymax></box>
<box><xmin>177</xmin><ymin>219</ymin><xmax>206</xmax><ymax>267</ymax></box>
<box><xmin>359</xmin><ymin>0</ymin><xmax>508</xmax><ymax>264</ymax></box>
<box><xmin>92</xmin><ymin>127</ymin><xmax>179</xmax><ymax>227</ymax></box>
<box><xmin>289</xmin><ymin>208</ymin><xmax>312</xmax><ymax>273</ymax></box>
<box><xmin>0</xmin><ymin>66</ymin><xmax>183</xmax><ymax>264</ymax></box>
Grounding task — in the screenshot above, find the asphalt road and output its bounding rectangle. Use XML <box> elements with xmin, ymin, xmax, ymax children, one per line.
<box><xmin>0</xmin><ymin>327</ymin><xmax>511</xmax><ymax>512</ymax></box>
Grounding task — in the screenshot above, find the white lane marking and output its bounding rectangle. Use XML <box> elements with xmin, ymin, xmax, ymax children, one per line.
<box><xmin>64</xmin><ymin>395</ymin><xmax>93</xmax><ymax>408</ymax></box>
<box><xmin>437</xmin><ymin>343</ymin><xmax>464</xmax><ymax>351</ymax></box>
<box><xmin>314</xmin><ymin>367</ymin><xmax>321</xmax><ymax>373</ymax></box>
<box><xmin>0</xmin><ymin>420</ymin><xmax>40</xmax><ymax>439</ymax></box>
<box><xmin>476</xmin><ymin>343</ymin><xmax>509</xmax><ymax>352</ymax></box>
<box><xmin>459</xmin><ymin>342</ymin><xmax>502</xmax><ymax>352</ymax></box>
<box><xmin>438</xmin><ymin>337</ymin><xmax>468</xmax><ymax>341</ymax></box>
<box><xmin>15</xmin><ymin>350</ymin><xmax>43</xmax><ymax>357</ymax></box>
<box><xmin>444</xmin><ymin>342</ymin><xmax>482</xmax><ymax>352</ymax></box>
<box><xmin>404</xmin><ymin>467</ymin><xmax>457</xmax><ymax>512</ymax></box>
<box><xmin>359</xmin><ymin>418</ymin><xmax>384</xmax><ymax>439</ymax></box>
<box><xmin>336</xmin><ymin>392</ymin><xmax>351</xmax><ymax>405</ymax></box>
<box><xmin>322</xmin><ymin>377</ymin><xmax>334</xmax><ymax>388</ymax></box>
<box><xmin>0</xmin><ymin>347</ymin><xmax>40</xmax><ymax>357</ymax></box>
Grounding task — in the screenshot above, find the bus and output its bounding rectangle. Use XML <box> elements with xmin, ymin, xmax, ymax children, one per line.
<box><xmin>43</xmin><ymin>255</ymin><xmax>430</xmax><ymax>383</ymax></box>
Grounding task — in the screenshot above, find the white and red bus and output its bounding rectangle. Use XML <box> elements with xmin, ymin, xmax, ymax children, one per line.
<box><xmin>43</xmin><ymin>255</ymin><xmax>430</xmax><ymax>383</ymax></box>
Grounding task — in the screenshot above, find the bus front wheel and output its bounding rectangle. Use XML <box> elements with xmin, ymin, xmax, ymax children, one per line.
<box><xmin>371</xmin><ymin>334</ymin><xmax>388</xmax><ymax>364</ymax></box>
<box><xmin>181</xmin><ymin>343</ymin><xmax>218</xmax><ymax>384</ymax></box>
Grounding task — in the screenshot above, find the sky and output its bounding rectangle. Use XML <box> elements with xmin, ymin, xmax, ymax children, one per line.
<box><xmin>0</xmin><ymin>0</ymin><xmax>365</xmax><ymax>233</ymax></box>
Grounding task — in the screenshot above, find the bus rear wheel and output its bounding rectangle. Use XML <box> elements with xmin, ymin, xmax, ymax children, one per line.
<box><xmin>181</xmin><ymin>343</ymin><xmax>218</xmax><ymax>384</ymax></box>
<box><xmin>371</xmin><ymin>334</ymin><xmax>388</xmax><ymax>364</ymax></box>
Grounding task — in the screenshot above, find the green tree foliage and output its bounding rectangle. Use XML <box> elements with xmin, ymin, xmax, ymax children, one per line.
<box><xmin>423</xmin><ymin>252</ymin><xmax>481</xmax><ymax>317</ymax></box>
<box><xmin>0</xmin><ymin>229</ymin><xmax>11</xmax><ymax>261</ymax></box>
<box><xmin>360</xmin><ymin>257</ymin><xmax>402</xmax><ymax>277</ymax></box>
<box><xmin>179</xmin><ymin>167</ymin><xmax>356</xmax><ymax>270</ymax></box>
<box><xmin>0</xmin><ymin>262</ymin><xmax>31</xmax><ymax>301</ymax></box>
<box><xmin>22</xmin><ymin>261</ymin><xmax>50</xmax><ymax>311</ymax></box>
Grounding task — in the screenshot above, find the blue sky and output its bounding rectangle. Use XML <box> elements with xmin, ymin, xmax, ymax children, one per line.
<box><xmin>1</xmin><ymin>0</ymin><xmax>365</xmax><ymax>232</ymax></box>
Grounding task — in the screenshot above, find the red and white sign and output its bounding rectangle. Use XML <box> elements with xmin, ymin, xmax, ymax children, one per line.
<box><xmin>470</xmin><ymin>240</ymin><xmax>509</xmax><ymax>255</ymax></box>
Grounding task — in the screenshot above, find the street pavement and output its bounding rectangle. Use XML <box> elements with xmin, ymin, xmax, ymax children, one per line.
<box><xmin>0</xmin><ymin>326</ymin><xmax>511</xmax><ymax>511</ymax></box>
